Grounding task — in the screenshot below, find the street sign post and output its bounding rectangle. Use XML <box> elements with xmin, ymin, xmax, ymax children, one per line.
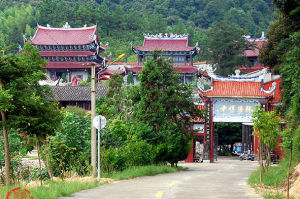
<box><xmin>92</xmin><ymin>115</ymin><xmax>106</xmax><ymax>181</ymax></box>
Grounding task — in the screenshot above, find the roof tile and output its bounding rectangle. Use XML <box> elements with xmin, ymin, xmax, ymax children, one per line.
<box><xmin>29</xmin><ymin>25</ymin><xmax>97</xmax><ymax>45</ymax></box>
<box><xmin>199</xmin><ymin>81</ymin><xmax>274</xmax><ymax>98</ymax></box>
<box><xmin>133</xmin><ymin>38</ymin><xmax>196</xmax><ymax>51</ymax></box>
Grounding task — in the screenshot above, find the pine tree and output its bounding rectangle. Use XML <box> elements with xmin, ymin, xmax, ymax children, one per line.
<box><xmin>136</xmin><ymin>55</ymin><xmax>201</xmax><ymax>165</ymax></box>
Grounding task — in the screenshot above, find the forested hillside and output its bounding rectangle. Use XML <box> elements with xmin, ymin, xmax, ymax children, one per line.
<box><xmin>0</xmin><ymin>0</ymin><xmax>275</xmax><ymax>61</ymax></box>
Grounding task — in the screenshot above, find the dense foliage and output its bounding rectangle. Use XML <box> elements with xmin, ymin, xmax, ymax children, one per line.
<box><xmin>259</xmin><ymin>0</ymin><xmax>300</xmax><ymax>73</ymax></box>
<box><xmin>0</xmin><ymin>0</ymin><xmax>275</xmax><ymax>61</ymax></box>
<box><xmin>47</xmin><ymin>109</ymin><xmax>91</xmax><ymax>178</ymax></box>
<box><xmin>96</xmin><ymin>57</ymin><xmax>201</xmax><ymax>171</ymax></box>
<box><xmin>0</xmin><ymin>43</ymin><xmax>62</xmax><ymax>184</ymax></box>
<box><xmin>206</xmin><ymin>22</ymin><xmax>254</xmax><ymax>75</ymax></box>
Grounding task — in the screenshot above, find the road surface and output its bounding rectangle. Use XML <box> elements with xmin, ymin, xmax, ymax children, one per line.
<box><xmin>60</xmin><ymin>157</ymin><xmax>261</xmax><ymax>199</ymax></box>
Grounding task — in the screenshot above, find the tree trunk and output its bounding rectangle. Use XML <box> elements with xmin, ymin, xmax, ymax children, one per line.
<box><xmin>259</xmin><ymin>140</ymin><xmax>263</xmax><ymax>184</ymax></box>
<box><xmin>265</xmin><ymin>147</ymin><xmax>270</xmax><ymax>172</ymax></box>
<box><xmin>42</xmin><ymin>139</ymin><xmax>54</xmax><ymax>180</ymax></box>
<box><xmin>0</xmin><ymin>79</ymin><xmax>10</xmax><ymax>185</ymax></box>
<box><xmin>35</xmin><ymin>135</ymin><xmax>43</xmax><ymax>186</ymax></box>
<box><xmin>287</xmin><ymin>141</ymin><xmax>293</xmax><ymax>199</ymax></box>
<box><xmin>1</xmin><ymin>112</ymin><xmax>10</xmax><ymax>185</ymax></box>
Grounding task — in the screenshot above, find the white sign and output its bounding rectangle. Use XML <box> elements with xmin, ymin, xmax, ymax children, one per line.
<box><xmin>93</xmin><ymin>115</ymin><xmax>106</xmax><ymax>130</ymax></box>
<box><xmin>213</xmin><ymin>99</ymin><xmax>259</xmax><ymax>123</ymax></box>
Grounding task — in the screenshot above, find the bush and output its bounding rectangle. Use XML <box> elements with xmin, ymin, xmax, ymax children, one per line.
<box><xmin>47</xmin><ymin>111</ymin><xmax>91</xmax><ymax>177</ymax></box>
<box><xmin>101</xmin><ymin>147</ymin><xmax>125</xmax><ymax>173</ymax></box>
<box><xmin>120</xmin><ymin>141</ymin><xmax>154</xmax><ymax>167</ymax></box>
<box><xmin>101</xmin><ymin>141</ymin><xmax>155</xmax><ymax>173</ymax></box>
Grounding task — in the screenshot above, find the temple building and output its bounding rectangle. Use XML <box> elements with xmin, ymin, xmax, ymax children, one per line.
<box><xmin>184</xmin><ymin>68</ymin><xmax>283</xmax><ymax>163</ymax></box>
<box><xmin>240</xmin><ymin>33</ymin><xmax>268</xmax><ymax>73</ymax></box>
<box><xmin>128</xmin><ymin>34</ymin><xmax>199</xmax><ymax>84</ymax></box>
<box><xmin>24</xmin><ymin>22</ymin><xmax>108</xmax><ymax>82</ymax></box>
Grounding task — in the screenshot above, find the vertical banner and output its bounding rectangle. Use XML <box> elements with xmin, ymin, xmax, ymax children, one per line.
<box><xmin>204</xmin><ymin>101</ymin><xmax>212</xmax><ymax>160</ymax></box>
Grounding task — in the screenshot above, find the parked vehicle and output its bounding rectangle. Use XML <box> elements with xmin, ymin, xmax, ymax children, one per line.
<box><xmin>239</xmin><ymin>153</ymin><xmax>254</xmax><ymax>161</ymax></box>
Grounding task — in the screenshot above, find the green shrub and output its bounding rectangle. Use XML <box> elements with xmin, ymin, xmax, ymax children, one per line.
<box><xmin>30</xmin><ymin>166</ymin><xmax>50</xmax><ymax>181</ymax></box>
<box><xmin>101</xmin><ymin>147</ymin><xmax>125</xmax><ymax>173</ymax></box>
<box><xmin>120</xmin><ymin>141</ymin><xmax>154</xmax><ymax>167</ymax></box>
<box><xmin>47</xmin><ymin>111</ymin><xmax>91</xmax><ymax>177</ymax></box>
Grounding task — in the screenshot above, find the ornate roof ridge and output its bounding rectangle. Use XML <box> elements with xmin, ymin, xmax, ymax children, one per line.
<box><xmin>38</xmin><ymin>23</ymin><xmax>97</xmax><ymax>31</ymax></box>
<box><xmin>202</xmin><ymin>68</ymin><xmax>268</xmax><ymax>82</ymax></box>
<box><xmin>143</xmin><ymin>33</ymin><xmax>188</xmax><ymax>40</ymax></box>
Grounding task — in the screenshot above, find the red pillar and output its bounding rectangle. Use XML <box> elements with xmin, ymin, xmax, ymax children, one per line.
<box><xmin>209</xmin><ymin>101</ymin><xmax>214</xmax><ymax>163</ymax></box>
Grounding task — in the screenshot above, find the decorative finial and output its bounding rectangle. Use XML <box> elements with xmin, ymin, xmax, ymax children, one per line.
<box><xmin>63</xmin><ymin>22</ymin><xmax>71</xmax><ymax>29</ymax></box>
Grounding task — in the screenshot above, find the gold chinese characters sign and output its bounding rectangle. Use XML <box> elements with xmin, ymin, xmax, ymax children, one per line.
<box><xmin>213</xmin><ymin>99</ymin><xmax>259</xmax><ymax>123</ymax></box>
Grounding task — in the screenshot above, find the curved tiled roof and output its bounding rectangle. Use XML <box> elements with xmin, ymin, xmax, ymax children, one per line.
<box><xmin>125</xmin><ymin>65</ymin><xmax>197</xmax><ymax>73</ymax></box>
<box><xmin>51</xmin><ymin>86</ymin><xmax>108</xmax><ymax>101</ymax></box>
<box><xmin>245</xmin><ymin>40</ymin><xmax>265</xmax><ymax>57</ymax></box>
<box><xmin>199</xmin><ymin>81</ymin><xmax>275</xmax><ymax>98</ymax></box>
<box><xmin>125</xmin><ymin>66</ymin><xmax>143</xmax><ymax>73</ymax></box>
<box><xmin>99</xmin><ymin>70</ymin><xmax>125</xmax><ymax>76</ymax></box>
<box><xmin>29</xmin><ymin>25</ymin><xmax>97</xmax><ymax>45</ymax></box>
<box><xmin>173</xmin><ymin>65</ymin><xmax>198</xmax><ymax>73</ymax></box>
<box><xmin>133</xmin><ymin>37</ymin><xmax>196</xmax><ymax>52</ymax></box>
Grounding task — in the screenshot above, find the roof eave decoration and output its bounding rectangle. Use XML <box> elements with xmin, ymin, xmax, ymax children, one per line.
<box><xmin>262</xmin><ymin>82</ymin><xmax>276</xmax><ymax>95</ymax></box>
<box><xmin>143</xmin><ymin>33</ymin><xmax>189</xmax><ymax>40</ymax></box>
<box><xmin>205</xmin><ymin>68</ymin><xmax>268</xmax><ymax>82</ymax></box>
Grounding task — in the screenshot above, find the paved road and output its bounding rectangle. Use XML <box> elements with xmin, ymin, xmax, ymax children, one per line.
<box><xmin>60</xmin><ymin>158</ymin><xmax>261</xmax><ymax>199</ymax></box>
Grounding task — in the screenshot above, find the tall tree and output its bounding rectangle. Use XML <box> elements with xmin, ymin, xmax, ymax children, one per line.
<box><xmin>206</xmin><ymin>22</ymin><xmax>254</xmax><ymax>76</ymax></box>
<box><xmin>0</xmin><ymin>43</ymin><xmax>61</xmax><ymax>185</ymax></box>
<box><xmin>259</xmin><ymin>0</ymin><xmax>300</xmax><ymax>73</ymax></box>
<box><xmin>252</xmin><ymin>107</ymin><xmax>281</xmax><ymax>183</ymax></box>
<box><xmin>136</xmin><ymin>54</ymin><xmax>201</xmax><ymax>165</ymax></box>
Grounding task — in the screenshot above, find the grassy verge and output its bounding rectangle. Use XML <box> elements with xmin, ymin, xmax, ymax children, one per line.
<box><xmin>0</xmin><ymin>165</ymin><xmax>183</xmax><ymax>199</ymax></box>
<box><xmin>248</xmin><ymin>156</ymin><xmax>299</xmax><ymax>186</ymax></box>
<box><xmin>103</xmin><ymin>164</ymin><xmax>185</xmax><ymax>180</ymax></box>
<box><xmin>248</xmin><ymin>154</ymin><xmax>299</xmax><ymax>199</ymax></box>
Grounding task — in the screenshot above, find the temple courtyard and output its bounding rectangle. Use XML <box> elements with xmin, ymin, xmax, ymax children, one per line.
<box><xmin>59</xmin><ymin>157</ymin><xmax>261</xmax><ymax>199</ymax></box>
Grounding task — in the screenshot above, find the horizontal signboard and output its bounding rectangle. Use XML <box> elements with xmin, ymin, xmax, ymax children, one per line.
<box><xmin>213</xmin><ymin>99</ymin><xmax>259</xmax><ymax>123</ymax></box>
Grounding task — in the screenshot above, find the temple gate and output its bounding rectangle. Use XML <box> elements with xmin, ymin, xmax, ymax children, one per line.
<box><xmin>187</xmin><ymin>69</ymin><xmax>279</xmax><ymax>163</ymax></box>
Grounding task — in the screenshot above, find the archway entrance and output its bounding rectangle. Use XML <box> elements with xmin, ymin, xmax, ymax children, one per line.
<box><xmin>197</xmin><ymin>72</ymin><xmax>277</xmax><ymax>163</ymax></box>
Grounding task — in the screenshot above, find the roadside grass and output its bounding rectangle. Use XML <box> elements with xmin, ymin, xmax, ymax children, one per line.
<box><xmin>248</xmin><ymin>156</ymin><xmax>299</xmax><ymax>186</ymax></box>
<box><xmin>263</xmin><ymin>192</ymin><xmax>285</xmax><ymax>199</ymax></box>
<box><xmin>248</xmin><ymin>153</ymin><xmax>299</xmax><ymax>199</ymax></box>
<box><xmin>0</xmin><ymin>180</ymin><xmax>103</xmax><ymax>199</ymax></box>
<box><xmin>0</xmin><ymin>165</ymin><xmax>183</xmax><ymax>199</ymax></box>
<box><xmin>103</xmin><ymin>165</ymin><xmax>185</xmax><ymax>180</ymax></box>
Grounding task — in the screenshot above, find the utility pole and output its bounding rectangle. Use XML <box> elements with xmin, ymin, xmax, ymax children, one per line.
<box><xmin>91</xmin><ymin>63</ymin><xmax>97</xmax><ymax>177</ymax></box>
